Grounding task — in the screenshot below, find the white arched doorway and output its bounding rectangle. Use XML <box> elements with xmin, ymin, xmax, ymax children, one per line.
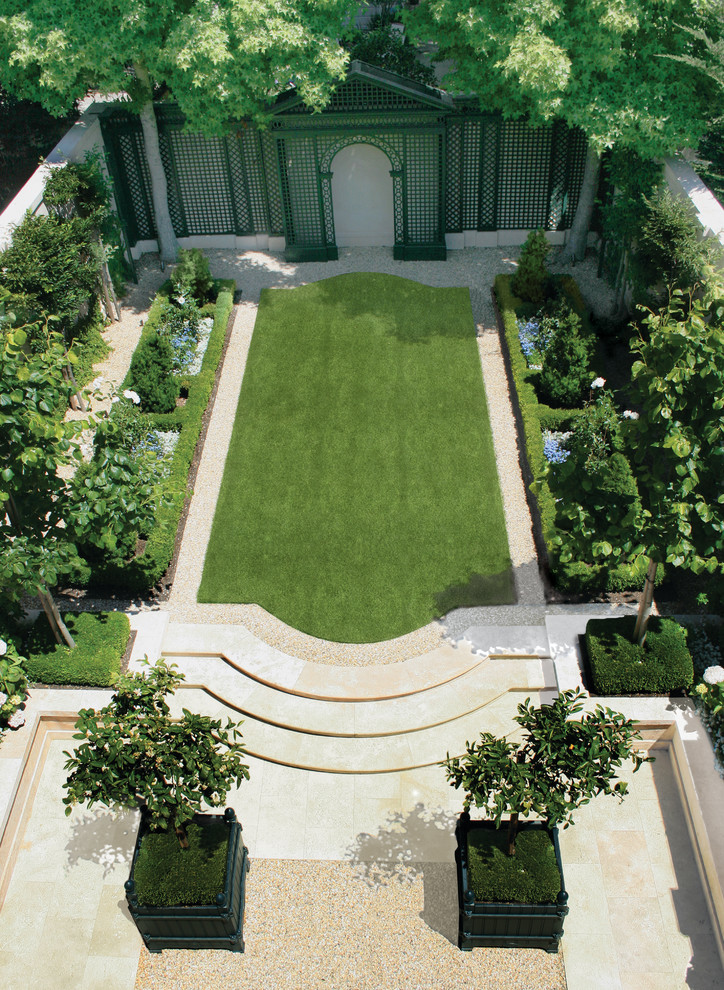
<box><xmin>330</xmin><ymin>143</ymin><xmax>395</xmax><ymax>247</ymax></box>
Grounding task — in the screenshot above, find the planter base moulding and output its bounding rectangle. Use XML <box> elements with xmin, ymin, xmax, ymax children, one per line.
<box><xmin>456</xmin><ymin>813</ymin><xmax>569</xmax><ymax>953</ymax></box>
<box><xmin>125</xmin><ymin>807</ymin><xmax>250</xmax><ymax>953</ymax></box>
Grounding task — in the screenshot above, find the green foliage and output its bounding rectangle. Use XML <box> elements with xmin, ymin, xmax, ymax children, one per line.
<box><xmin>511</xmin><ymin>230</ymin><xmax>550</xmax><ymax>305</ymax></box>
<box><xmin>536</xmin><ymin>304</ymin><xmax>594</xmax><ymax>408</ymax></box>
<box><xmin>467</xmin><ymin>827</ymin><xmax>561</xmax><ymax>905</ymax></box>
<box><xmin>133</xmin><ymin>820</ymin><xmax>228</xmax><ymax>906</ymax></box>
<box><xmin>585</xmin><ymin>616</ymin><xmax>694</xmax><ymax>695</ymax></box>
<box><xmin>443</xmin><ymin>689</ymin><xmax>647</xmax><ymax>843</ymax></box>
<box><xmin>62</xmin><ymin>658</ymin><xmax>250</xmax><ymax>838</ymax></box>
<box><xmin>68</xmin><ymin>302</ymin><xmax>110</xmax><ymax>387</ymax></box>
<box><xmin>84</xmin><ymin>282</ymin><xmax>234</xmax><ymax>592</ymax></box>
<box><xmin>170</xmin><ymin>249</ymin><xmax>214</xmax><ymax>305</ymax></box>
<box><xmin>0</xmin><ymin>212</ymin><xmax>99</xmax><ymax>340</ymax></box>
<box><xmin>23</xmin><ymin>611</ymin><xmax>130</xmax><ymax>686</ymax></box>
<box><xmin>629</xmin><ymin>292</ymin><xmax>724</xmax><ymax>577</ymax></box>
<box><xmin>0</xmin><ymin>1</ymin><xmax>354</xmax><ymax>130</ymax></box>
<box><xmin>43</xmin><ymin>159</ymin><xmax>107</xmax><ymax>222</ymax></box>
<box><xmin>550</xmin><ymin>389</ymin><xmax>643</xmax><ymax>569</ymax></box>
<box><xmin>407</xmin><ymin>1</ymin><xmax>716</xmax><ymax>155</ymax></box>
<box><xmin>344</xmin><ymin>23</ymin><xmax>436</xmax><ymax>86</ymax></box>
<box><xmin>631</xmin><ymin>189</ymin><xmax>721</xmax><ymax>301</ymax></box>
<box><xmin>128</xmin><ymin>331</ymin><xmax>178</xmax><ymax>413</ymax></box>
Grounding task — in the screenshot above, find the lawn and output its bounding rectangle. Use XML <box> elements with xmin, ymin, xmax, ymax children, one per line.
<box><xmin>198</xmin><ymin>273</ymin><xmax>513</xmax><ymax>642</ymax></box>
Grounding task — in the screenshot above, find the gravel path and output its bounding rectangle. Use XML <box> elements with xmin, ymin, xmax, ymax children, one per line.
<box><xmin>134</xmin><ymin>859</ymin><xmax>566</xmax><ymax>990</ymax></box>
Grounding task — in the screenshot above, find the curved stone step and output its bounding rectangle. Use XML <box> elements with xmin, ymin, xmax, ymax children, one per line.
<box><xmin>170</xmin><ymin>687</ymin><xmax>539</xmax><ymax>773</ymax></box>
<box><xmin>161</xmin><ymin>623</ymin><xmax>496</xmax><ymax>701</ymax></box>
<box><xmin>163</xmin><ymin>652</ymin><xmax>545</xmax><ymax>738</ymax></box>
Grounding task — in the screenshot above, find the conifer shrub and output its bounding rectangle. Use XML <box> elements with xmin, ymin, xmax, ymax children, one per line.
<box><xmin>511</xmin><ymin>229</ymin><xmax>551</xmax><ymax>304</ymax></box>
<box><xmin>536</xmin><ymin>305</ymin><xmax>594</xmax><ymax>408</ymax></box>
<box><xmin>128</xmin><ymin>331</ymin><xmax>178</xmax><ymax>413</ymax></box>
<box><xmin>170</xmin><ymin>249</ymin><xmax>215</xmax><ymax>304</ymax></box>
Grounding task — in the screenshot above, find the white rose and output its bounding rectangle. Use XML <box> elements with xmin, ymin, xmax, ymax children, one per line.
<box><xmin>0</xmin><ymin>639</ymin><xmax>6</xmax><ymax>656</ymax></box>
<box><xmin>591</xmin><ymin>377</ymin><xmax>606</xmax><ymax>389</ymax></box>
<box><xmin>123</xmin><ymin>389</ymin><xmax>141</xmax><ymax>405</ymax></box>
<box><xmin>622</xmin><ymin>410</ymin><xmax>640</xmax><ymax>420</ymax></box>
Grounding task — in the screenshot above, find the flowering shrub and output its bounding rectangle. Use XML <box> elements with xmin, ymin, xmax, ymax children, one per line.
<box><xmin>0</xmin><ymin>637</ymin><xmax>28</xmax><ymax>731</ymax></box>
<box><xmin>517</xmin><ymin>315</ymin><xmax>554</xmax><ymax>364</ymax></box>
<box><xmin>542</xmin><ymin>430</ymin><xmax>570</xmax><ymax>464</ymax></box>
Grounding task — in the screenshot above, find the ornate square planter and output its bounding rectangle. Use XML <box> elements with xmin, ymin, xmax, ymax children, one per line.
<box><xmin>456</xmin><ymin>814</ymin><xmax>569</xmax><ymax>953</ymax></box>
<box><xmin>124</xmin><ymin>807</ymin><xmax>250</xmax><ymax>953</ymax></box>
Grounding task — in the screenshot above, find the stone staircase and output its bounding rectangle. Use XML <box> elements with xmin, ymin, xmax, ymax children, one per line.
<box><xmin>161</xmin><ymin>622</ymin><xmax>556</xmax><ymax>774</ymax></box>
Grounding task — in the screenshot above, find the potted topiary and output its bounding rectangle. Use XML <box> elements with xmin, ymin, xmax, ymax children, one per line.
<box><xmin>63</xmin><ymin>657</ymin><xmax>250</xmax><ymax>952</ymax></box>
<box><xmin>443</xmin><ymin>688</ymin><xmax>648</xmax><ymax>952</ymax></box>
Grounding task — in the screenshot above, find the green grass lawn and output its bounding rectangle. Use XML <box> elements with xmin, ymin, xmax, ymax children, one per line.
<box><xmin>199</xmin><ymin>273</ymin><xmax>513</xmax><ymax>642</ymax></box>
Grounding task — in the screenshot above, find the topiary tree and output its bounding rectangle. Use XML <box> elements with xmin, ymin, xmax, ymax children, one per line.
<box><xmin>128</xmin><ymin>331</ymin><xmax>179</xmax><ymax>413</ymax></box>
<box><xmin>510</xmin><ymin>229</ymin><xmax>550</xmax><ymax>305</ymax></box>
<box><xmin>443</xmin><ymin>689</ymin><xmax>647</xmax><ymax>856</ymax></box>
<box><xmin>63</xmin><ymin>658</ymin><xmax>250</xmax><ymax>848</ymax></box>
<box><xmin>536</xmin><ymin>304</ymin><xmax>594</xmax><ymax>408</ymax></box>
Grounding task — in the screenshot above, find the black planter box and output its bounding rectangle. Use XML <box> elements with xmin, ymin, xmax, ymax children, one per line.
<box><xmin>456</xmin><ymin>814</ymin><xmax>569</xmax><ymax>953</ymax></box>
<box><xmin>125</xmin><ymin>807</ymin><xmax>250</xmax><ymax>953</ymax></box>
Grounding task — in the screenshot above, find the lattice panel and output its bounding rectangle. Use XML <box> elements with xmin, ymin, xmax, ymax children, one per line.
<box><xmin>445</xmin><ymin>120</ymin><xmax>463</xmax><ymax>232</ymax></box>
<box><xmin>325</xmin><ymin>79</ymin><xmax>431</xmax><ymax>113</ymax></box>
<box><xmin>274</xmin><ymin>112</ymin><xmax>446</xmax><ymax>132</ymax></box>
<box><xmin>561</xmin><ymin>128</ymin><xmax>588</xmax><ymax>228</ymax></box>
<box><xmin>547</xmin><ymin>121</ymin><xmax>568</xmax><ymax>230</ymax></box>
<box><xmin>404</xmin><ymin>132</ymin><xmax>442</xmax><ymax>244</ymax></box>
<box><xmin>496</xmin><ymin>121</ymin><xmax>553</xmax><ymax>229</ymax></box>
<box><xmin>279</xmin><ymin>136</ymin><xmax>323</xmax><ymax>245</ymax></box>
<box><xmin>163</xmin><ymin>130</ymin><xmax>239</xmax><ymax>235</ymax></box>
<box><xmin>157</xmin><ymin>130</ymin><xmax>187</xmax><ymax>236</ymax></box>
<box><xmin>226</xmin><ymin>133</ymin><xmax>254</xmax><ymax>233</ymax></box>
<box><xmin>114</xmin><ymin>130</ymin><xmax>156</xmax><ymax>242</ymax></box>
<box><xmin>238</xmin><ymin>128</ymin><xmax>269</xmax><ymax>233</ymax></box>
<box><xmin>261</xmin><ymin>132</ymin><xmax>285</xmax><ymax>236</ymax></box>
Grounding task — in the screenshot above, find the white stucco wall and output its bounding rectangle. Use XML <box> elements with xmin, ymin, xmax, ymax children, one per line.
<box><xmin>331</xmin><ymin>144</ymin><xmax>395</xmax><ymax>247</ymax></box>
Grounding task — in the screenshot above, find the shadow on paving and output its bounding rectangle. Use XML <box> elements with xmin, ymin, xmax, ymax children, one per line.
<box><xmin>433</xmin><ymin>569</ymin><xmax>517</xmax><ymax>616</ymax></box>
<box><xmin>345</xmin><ymin>803</ymin><xmax>461</xmax><ymax>946</ymax></box>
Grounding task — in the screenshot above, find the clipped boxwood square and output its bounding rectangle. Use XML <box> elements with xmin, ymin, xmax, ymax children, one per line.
<box><xmin>585</xmin><ymin>616</ymin><xmax>693</xmax><ymax>695</ymax></box>
<box><xmin>468</xmin><ymin>826</ymin><xmax>562</xmax><ymax>904</ymax></box>
<box><xmin>134</xmin><ymin>820</ymin><xmax>228</xmax><ymax>907</ymax></box>
<box><xmin>23</xmin><ymin>611</ymin><xmax>130</xmax><ymax>686</ymax></box>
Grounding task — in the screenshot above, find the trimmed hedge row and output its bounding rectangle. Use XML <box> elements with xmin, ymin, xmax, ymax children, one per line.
<box><xmin>85</xmin><ymin>280</ymin><xmax>234</xmax><ymax>593</ymax></box>
<box><xmin>494</xmin><ymin>274</ymin><xmax>645</xmax><ymax>594</ymax></box>
<box><xmin>585</xmin><ymin>616</ymin><xmax>693</xmax><ymax>695</ymax></box>
<box><xmin>24</xmin><ymin>611</ymin><xmax>130</xmax><ymax>686</ymax></box>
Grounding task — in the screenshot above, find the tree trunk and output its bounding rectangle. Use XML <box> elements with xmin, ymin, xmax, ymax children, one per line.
<box><xmin>133</xmin><ymin>63</ymin><xmax>179</xmax><ymax>263</ymax></box>
<box><xmin>558</xmin><ymin>144</ymin><xmax>602</xmax><ymax>265</ymax></box>
<box><xmin>37</xmin><ymin>587</ymin><xmax>76</xmax><ymax>648</ymax></box>
<box><xmin>63</xmin><ymin>364</ymin><xmax>87</xmax><ymax>412</ymax></box>
<box><xmin>632</xmin><ymin>557</ymin><xmax>658</xmax><ymax>646</ymax></box>
<box><xmin>175</xmin><ymin>823</ymin><xmax>190</xmax><ymax>849</ymax></box>
<box><xmin>507</xmin><ymin>812</ymin><xmax>519</xmax><ymax>856</ymax></box>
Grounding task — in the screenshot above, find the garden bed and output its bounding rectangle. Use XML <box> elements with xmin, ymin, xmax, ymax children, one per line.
<box><xmin>494</xmin><ymin>273</ymin><xmax>649</xmax><ymax>597</ymax></box>
<box><xmin>23</xmin><ymin>610</ymin><xmax>131</xmax><ymax>686</ymax></box>
<box><xmin>81</xmin><ymin>279</ymin><xmax>235</xmax><ymax>594</ymax></box>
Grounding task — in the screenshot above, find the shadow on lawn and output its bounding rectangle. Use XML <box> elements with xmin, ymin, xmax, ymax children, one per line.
<box><xmin>433</xmin><ymin>569</ymin><xmax>516</xmax><ymax>615</ymax></box>
<box><xmin>345</xmin><ymin>803</ymin><xmax>461</xmax><ymax>945</ymax></box>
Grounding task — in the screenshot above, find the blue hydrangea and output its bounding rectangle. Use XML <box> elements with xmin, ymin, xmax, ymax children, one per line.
<box><xmin>542</xmin><ymin>430</ymin><xmax>570</xmax><ymax>464</ymax></box>
<box><xmin>517</xmin><ymin>317</ymin><xmax>541</xmax><ymax>358</ymax></box>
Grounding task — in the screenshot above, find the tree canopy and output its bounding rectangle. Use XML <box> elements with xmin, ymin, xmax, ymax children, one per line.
<box><xmin>407</xmin><ymin>0</ymin><xmax>723</xmax><ymax>259</ymax></box>
<box><xmin>0</xmin><ymin>0</ymin><xmax>356</xmax><ymax>258</ymax></box>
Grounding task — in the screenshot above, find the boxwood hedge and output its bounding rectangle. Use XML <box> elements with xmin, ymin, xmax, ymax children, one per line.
<box><xmin>24</xmin><ymin>611</ymin><xmax>130</xmax><ymax>686</ymax></box>
<box><xmin>585</xmin><ymin>616</ymin><xmax>693</xmax><ymax>695</ymax></box>
<box><xmin>85</xmin><ymin>279</ymin><xmax>234</xmax><ymax>593</ymax></box>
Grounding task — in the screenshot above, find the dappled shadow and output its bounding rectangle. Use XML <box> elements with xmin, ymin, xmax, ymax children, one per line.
<box><xmin>345</xmin><ymin>802</ymin><xmax>461</xmax><ymax>945</ymax></box>
<box><xmin>433</xmin><ymin>569</ymin><xmax>516</xmax><ymax>616</ymax></box>
<box><xmin>65</xmin><ymin>807</ymin><xmax>140</xmax><ymax>879</ymax></box>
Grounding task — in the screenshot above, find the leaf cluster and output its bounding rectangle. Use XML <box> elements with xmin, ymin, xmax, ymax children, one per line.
<box><xmin>63</xmin><ymin>658</ymin><xmax>250</xmax><ymax>833</ymax></box>
<box><xmin>443</xmin><ymin>688</ymin><xmax>648</xmax><ymax>832</ymax></box>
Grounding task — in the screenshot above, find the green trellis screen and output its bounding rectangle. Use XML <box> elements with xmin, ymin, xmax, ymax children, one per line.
<box><xmin>100</xmin><ymin>63</ymin><xmax>588</xmax><ymax>261</ymax></box>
